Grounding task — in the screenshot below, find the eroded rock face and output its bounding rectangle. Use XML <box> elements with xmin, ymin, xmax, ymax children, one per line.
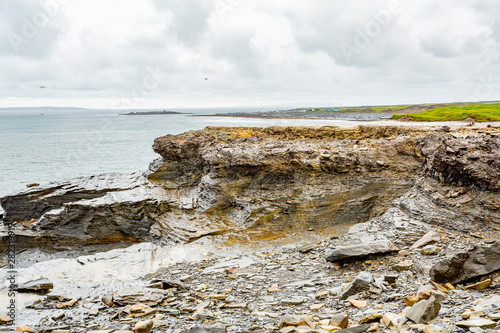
<box><xmin>420</xmin><ymin>132</ymin><xmax>500</xmax><ymax>191</ymax></box>
<box><xmin>1</xmin><ymin>125</ymin><xmax>499</xmax><ymax>250</ymax></box>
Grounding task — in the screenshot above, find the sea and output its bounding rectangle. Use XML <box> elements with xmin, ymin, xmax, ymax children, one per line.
<box><xmin>0</xmin><ymin>107</ymin><xmax>356</xmax><ymax>199</ymax></box>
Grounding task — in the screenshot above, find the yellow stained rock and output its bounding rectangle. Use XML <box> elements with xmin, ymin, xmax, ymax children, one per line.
<box><xmin>429</xmin><ymin>281</ymin><xmax>449</xmax><ymax>293</ymax></box>
<box><xmin>367</xmin><ymin>323</ymin><xmax>379</xmax><ymax>332</ymax></box>
<box><xmin>15</xmin><ymin>325</ymin><xmax>37</xmax><ymax>333</ymax></box>
<box><xmin>319</xmin><ymin>325</ymin><xmax>342</xmax><ymax>332</ymax></box>
<box><xmin>466</xmin><ymin>279</ymin><xmax>491</xmax><ymax>291</ymax></box>
<box><xmin>56</xmin><ymin>298</ymin><xmax>79</xmax><ymax>309</ymax></box>
<box><xmin>444</xmin><ymin>283</ymin><xmax>455</xmax><ymax>290</ymax></box>
<box><xmin>349</xmin><ymin>299</ymin><xmax>368</xmax><ymax>308</ymax></box>
<box><xmin>134</xmin><ymin>319</ymin><xmax>154</xmax><ymax>333</ymax></box>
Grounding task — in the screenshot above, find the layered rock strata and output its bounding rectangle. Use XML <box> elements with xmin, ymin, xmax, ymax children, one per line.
<box><xmin>1</xmin><ymin>125</ymin><xmax>499</xmax><ymax>250</ymax></box>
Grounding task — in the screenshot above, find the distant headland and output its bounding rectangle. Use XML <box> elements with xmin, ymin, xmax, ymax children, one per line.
<box><xmin>121</xmin><ymin>110</ymin><xmax>189</xmax><ymax>115</ymax></box>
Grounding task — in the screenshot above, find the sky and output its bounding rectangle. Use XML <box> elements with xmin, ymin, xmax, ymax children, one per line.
<box><xmin>0</xmin><ymin>0</ymin><xmax>499</xmax><ymax>109</ymax></box>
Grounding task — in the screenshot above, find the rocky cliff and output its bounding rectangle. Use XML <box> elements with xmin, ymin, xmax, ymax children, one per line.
<box><xmin>1</xmin><ymin>125</ymin><xmax>499</xmax><ymax>250</ymax></box>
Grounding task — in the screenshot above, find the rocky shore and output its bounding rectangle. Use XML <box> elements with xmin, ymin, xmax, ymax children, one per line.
<box><xmin>1</xmin><ymin>124</ymin><xmax>500</xmax><ymax>333</ymax></box>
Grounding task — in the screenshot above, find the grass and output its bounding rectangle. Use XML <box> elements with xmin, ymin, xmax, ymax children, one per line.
<box><xmin>391</xmin><ymin>103</ymin><xmax>500</xmax><ymax>122</ymax></box>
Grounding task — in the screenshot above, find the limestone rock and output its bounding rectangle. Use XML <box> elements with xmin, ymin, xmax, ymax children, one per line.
<box><xmin>17</xmin><ymin>278</ymin><xmax>53</xmax><ymax>292</ymax></box>
<box><xmin>430</xmin><ymin>241</ymin><xmax>500</xmax><ymax>284</ymax></box>
<box><xmin>360</xmin><ymin>313</ymin><xmax>383</xmax><ymax>324</ymax></box>
<box><xmin>410</xmin><ymin>231</ymin><xmax>440</xmax><ymax>249</ymax></box>
<box><xmin>421</xmin><ymin>245</ymin><xmax>441</xmax><ymax>256</ymax></box>
<box><xmin>405</xmin><ymin>296</ymin><xmax>441</xmax><ymax>324</ymax></box>
<box><xmin>392</xmin><ymin>260</ymin><xmax>413</xmax><ymax>271</ymax></box>
<box><xmin>113</xmin><ymin>288</ymin><xmax>169</xmax><ymax>306</ymax></box>
<box><xmin>328</xmin><ymin>313</ymin><xmax>349</xmax><ymax>329</ymax></box>
<box><xmin>325</xmin><ymin>241</ymin><xmax>399</xmax><ymax>263</ymax></box>
<box><xmin>382</xmin><ymin>313</ymin><xmax>404</xmax><ymax>327</ymax></box>
<box><xmin>340</xmin><ymin>271</ymin><xmax>373</xmax><ymax>300</ymax></box>
<box><xmin>456</xmin><ymin>318</ymin><xmax>497</xmax><ymax>329</ymax></box>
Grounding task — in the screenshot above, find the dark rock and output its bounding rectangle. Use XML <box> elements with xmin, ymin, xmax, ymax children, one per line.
<box><xmin>420</xmin><ymin>133</ymin><xmax>500</xmax><ymax>190</ymax></box>
<box><xmin>340</xmin><ymin>271</ymin><xmax>373</xmax><ymax>300</ymax></box>
<box><xmin>17</xmin><ymin>278</ymin><xmax>53</xmax><ymax>292</ymax></box>
<box><xmin>334</xmin><ymin>324</ymin><xmax>371</xmax><ymax>333</ymax></box>
<box><xmin>180</xmin><ymin>328</ymin><xmax>226</xmax><ymax>333</ymax></box>
<box><xmin>147</xmin><ymin>279</ymin><xmax>188</xmax><ymax>291</ymax></box>
<box><xmin>326</xmin><ymin>241</ymin><xmax>399</xmax><ymax>263</ymax></box>
<box><xmin>430</xmin><ymin>241</ymin><xmax>500</xmax><ymax>284</ymax></box>
<box><xmin>0</xmin><ymin>173</ymin><xmax>173</xmax><ymax>250</ymax></box>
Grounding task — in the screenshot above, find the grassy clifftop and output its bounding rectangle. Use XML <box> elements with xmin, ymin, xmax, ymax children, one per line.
<box><xmin>391</xmin><ymin>103</ymin><xmax>500</xmax><ymax>122</ymax></box>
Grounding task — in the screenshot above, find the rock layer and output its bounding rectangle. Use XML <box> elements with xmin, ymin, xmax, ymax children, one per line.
<box><xmin>1</xmin><ymin>125</ymin><xmax>499</xmax><ymax>250</ymax></box>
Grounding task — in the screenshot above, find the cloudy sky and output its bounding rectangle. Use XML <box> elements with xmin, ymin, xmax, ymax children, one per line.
<box><xmin>0</xmin><ymin>0</ymin><xmax>499</xmax><ymax>109</ymax></box>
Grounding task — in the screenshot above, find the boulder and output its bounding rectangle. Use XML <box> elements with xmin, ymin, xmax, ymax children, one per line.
<box><xmin>325</xmin><ymin>241</ymin><xmax>399</xmax><ymax>263</ymax></box>
<box><xmin>430</xmin><ymin>241</ymin><xmax>500</xmax><ymax>284</ymax></box>
<box><xmin>340</xmin><ymin>271</ymin><xmax>373</xmax><ymax>300</ymax></box>
<box><xmin>405</xmin><ymin>296</ymin><xmax>441</xmax><ymax>324</ymax></box>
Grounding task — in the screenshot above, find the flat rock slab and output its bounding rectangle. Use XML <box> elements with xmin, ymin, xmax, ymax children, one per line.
<box><xmin>17</xmin><ymin>278</ymin><xmax>53</xmax><ymax>292</ymax></box>
<box><xmin>113</xmin><ymin>288</ymin><xmax>169</xmax><ymax>306</ymax></box>
<box><xmin>430</xmin><ymin>241</ymin><xmax>500</xmax><ymax>284</ymax></box>
<box><xmin>456</xmin><ymin>318</ymin><xmax>497</xmax><ymax>329</ymax></box>
<box><xmin>334</xmin><ymin>324</ymin><xmax>371</xmax><ymax>333</ymax></box>
<box><xmin>325</xmin><ymin>240</ymin><xmax>399</xmax><ymax>262</ymax></box>
<box><xmin>181</xmin><ymin>328</ymin><xmax>226</xmax><ymax>333</ymax></box>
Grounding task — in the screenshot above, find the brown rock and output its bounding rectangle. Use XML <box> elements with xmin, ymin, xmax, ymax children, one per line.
<box><xmin>15</xmin><ymin>325</ymin><xmax>37</xmax><ymax>333</ymax></box>
<box><xmin>360</xmin><ymin>313</ymin><xmax>383</xmax><ymax>324</ymax></box>
<box><xmin>56</xmin><ymin>298</ymin><xmax>78</xmax><ymax>309</ymax></box>
<box><xmin>134</xmin><ymin>320</ymin><xmax>154</xmax><ymax>333</ymax></box>
<box><xmin>348</xmin><ymin>299</ymin><xmax>367</xmax><ymax>308</ymax></box>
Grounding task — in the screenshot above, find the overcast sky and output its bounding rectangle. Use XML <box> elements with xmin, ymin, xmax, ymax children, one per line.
<box><xmin>0</xmin><ymin>0</ymin><xmax>499</xmax><ymax>109</ymax></box>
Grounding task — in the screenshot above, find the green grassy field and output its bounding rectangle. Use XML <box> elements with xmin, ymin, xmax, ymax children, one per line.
<box><xmin>391</xmin><ymin>103</ymin><xmax>500</xmax><ymax>122</ymax></box>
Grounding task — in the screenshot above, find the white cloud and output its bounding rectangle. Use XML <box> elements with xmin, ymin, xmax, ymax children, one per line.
<box><xmin>0</xmin><ymin>0</ymin><xmax>499</xmax><ymax>108</ymax></box>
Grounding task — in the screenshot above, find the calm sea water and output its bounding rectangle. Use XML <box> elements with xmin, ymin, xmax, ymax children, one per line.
<box><xmin>0</xmin><ymin>108</ymin><xmax>354</xmax><ymax>198</ymax></box>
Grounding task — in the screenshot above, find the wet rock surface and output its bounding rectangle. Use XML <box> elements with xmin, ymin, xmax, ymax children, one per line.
<box><xmin>0</xmin><ymin>124</ymin><xmax>499</xmax><ymax>332</ymax></box>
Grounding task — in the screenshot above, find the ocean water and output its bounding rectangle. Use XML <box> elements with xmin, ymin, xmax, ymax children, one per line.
<box><xmin>0</xmin><ymin>108</ymin><xmax>353</xmax><ymax>198</ymax></box>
